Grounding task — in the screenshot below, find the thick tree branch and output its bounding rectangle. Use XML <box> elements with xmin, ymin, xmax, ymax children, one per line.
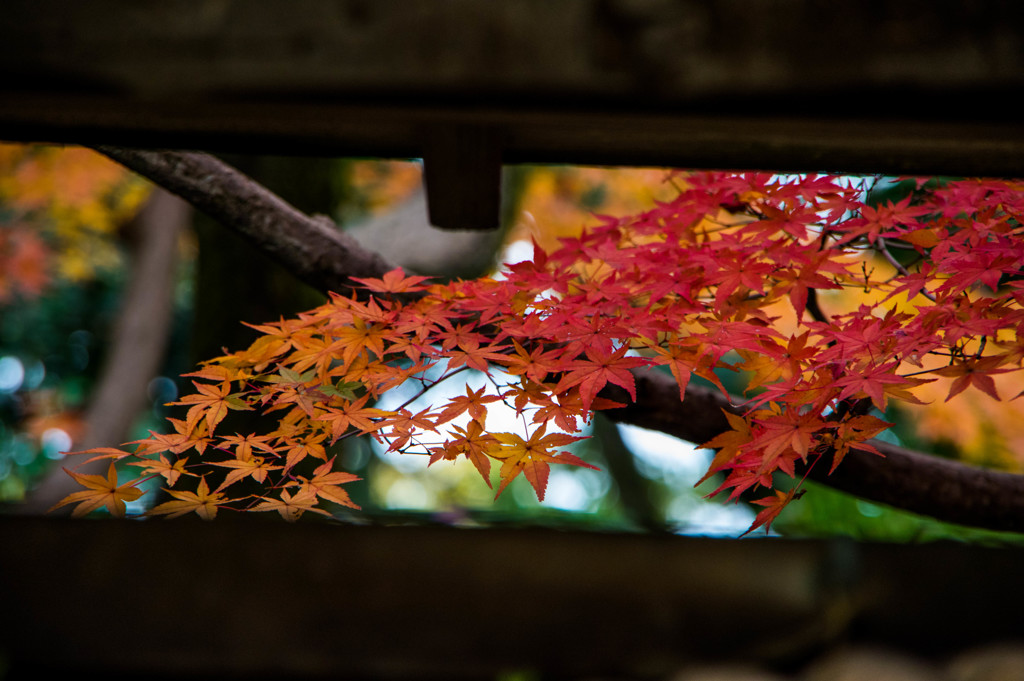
<box><xmin>609</xmin><ymin>372</ymin><xmax>1024</xmax><ymax>534</ymax></box>
<box><xmin>93</xmin><ymin>146</ymin><xmax>396</xmax><ymax>298</ymax></box>
<box><xmin>96</xmin><ymin>146</ymin><xmax>1024</xmax><ymax>534</ymax></box>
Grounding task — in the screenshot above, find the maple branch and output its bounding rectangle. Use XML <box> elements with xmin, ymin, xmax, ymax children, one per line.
<box><xmin>607</xmin><ymin>371</ymin><xmax>1024</xmax><ymax>534</ymax></box>
<box><xmin>92</xmin><ymin>146</ymin><xmax>397</xmax><ymax>297</ymax></box>
<box><xmin>94</xmin><ymin>146</ymin><xmax>1024</xmax><ymax>534</ymax></box>
<box><xmin>804</xmin><ymin>287</ymin><xmax>830</xmax><ymax>324</ymax></box>
<box><xmin>875</xmin><ymin>236</ymin><xmax>937</xmax><ymax>302</ymax></box>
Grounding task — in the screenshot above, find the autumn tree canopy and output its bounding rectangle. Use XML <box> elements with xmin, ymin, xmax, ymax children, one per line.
<box><xmin>49</xmin><ymin>147</ymin><xmax>1024</xmax><ymax>535</ymax></box>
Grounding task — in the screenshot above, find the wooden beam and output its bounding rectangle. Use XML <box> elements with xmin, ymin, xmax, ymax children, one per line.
<box><xmin>3</xmin><ymin>0</ymin><xmax>1023</xmax><ymax>108</ymax></box>
<box><xmin>2</xmin><ymin>517</ymin><xmax>1024</xmax><ymax>678</ymax></box>
<box><xmin>3</xmin><ymin>97</ymin><xmax>1022</xmax><ymax>179</ymax></box>
<box><xmin>0</xmin><ymin>0</ymin><xmax>1022</xmax><ymax>177</ymax></box>
<box><xmin>422</xmin><ymin>124</ymin><xmax>503</xmax><ymax>230</ymax></box>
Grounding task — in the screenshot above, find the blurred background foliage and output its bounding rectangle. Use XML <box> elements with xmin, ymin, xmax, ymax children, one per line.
<box><xmin>1</xmin><ymin>142</ymin><xmax>1022</xmax><ymax>543</ymax></box>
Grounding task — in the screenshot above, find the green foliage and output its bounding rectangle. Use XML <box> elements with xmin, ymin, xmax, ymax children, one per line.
<box><xmin>772</xmin><ymin>480</ymin><xmax>1024</xmax><ymax>545</ymax></box>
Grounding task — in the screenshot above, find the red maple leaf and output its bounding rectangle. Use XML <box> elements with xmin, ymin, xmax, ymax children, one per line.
<box><xmin>743</xmin><ymin>488</ymin><xmax>804</xmax><ymax>536</ymax></box>
<box><xmin>553</xmin><ymin>343</ymin><xmax>646</xmax><ymax>412</ymax></box>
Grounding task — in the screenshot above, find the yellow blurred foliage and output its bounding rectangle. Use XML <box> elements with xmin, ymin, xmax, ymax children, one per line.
<box><xmin>510</xmin><ymin>166</ymin><xmax>680</xmax><ymax>252</ymax></box>
<box><xmin>345</xmin><ymin>159</ymin><xmax>423</xmax><ymax>218</ymax></box>
<box><xmin>0</xmin><ymin>143</ymin><xmax>150</xmax><ymax>289</ymax></box>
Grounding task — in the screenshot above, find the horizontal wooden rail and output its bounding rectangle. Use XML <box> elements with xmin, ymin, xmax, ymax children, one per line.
<box><xmin>1</xmin><ymin>0</ymin><xmax>1023</xmax><ymax>178</ymax></box>
<box><xmin>2</xmin><ymin>517</ymin><xmax>1023</xmax><ymax>678</ymax></box>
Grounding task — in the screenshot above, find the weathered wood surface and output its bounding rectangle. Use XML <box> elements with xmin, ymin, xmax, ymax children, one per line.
<box><xmin>2</xmin><ymin>517</ymin><xmax>1022</xmax><ymax>679</ymax></box>
<box><xmin>1</xmin><ymin>0</ymin><xmax>1023</xmax><ymax>177</ymax></box>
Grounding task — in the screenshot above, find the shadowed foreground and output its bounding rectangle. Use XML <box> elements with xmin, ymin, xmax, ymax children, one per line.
<box><xmin>2</xmin><ymin>516</ymin><xmax>1022</xmax><ymax>679</ymax></box>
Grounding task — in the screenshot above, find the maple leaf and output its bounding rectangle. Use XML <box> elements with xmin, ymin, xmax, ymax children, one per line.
<box><xmin>234</xmin><ymin>323</ymin><xmax>299</xmax><ymax>370</ymax></box>
<box><xmin>317</xmin><ymin>394</ymin><xmax>386</xmax><ymax>442</ymax></box>
<box><xmin>172</xmin><ymin>380</ymin><xmax>251</xmax><ymax>436</ymax></box>
<box><xmin>697</xmin><ymin>410</ymin><xmax>752</xmax><ymax>486</ymax></box>
<box><xmin>351</xmin><ymin>268</ymin><xmax>431</xmax><ymax>293</ymax></box>
<box><xmin>531</xmin><ymin>386</ymin><xmax>623</xmax><ymax>433</ymax></box>
<box><xmin>833</xmin><ymin>362</ymin><xmax>929</xmax><ymax>410</ymax></box>
<box><xmin>217</xmin><ymin>433</ymin><xmax>279</xmax><ymax>462</ymax></box>
<box><xmin>148</xmin><ymin>476</ymin><xmax>228</xmax><ymax>520</ymax></box>
<box><xmin>443</xmin><ymin>339</ymin><xmax>509</xmax><ymax>373</ymax></box>
<box><xmin>735</xmin><ymin>349</ymin><xmax>789</xmax><ymax>392</ymax></box>
<box><xmin>433</xmin><ymin>384</ymin><xmax>503</xmax><ymax>425</ymax></box>
<box><xmin>708</xmin><ymin>454</ymin><xmax>774</xmax><ymax>501</ymax></box>
<box><xmin>430</xmin><ymin>417</ymin><xmax>499</xmax><ymax>485</ymax></box>
<box><xmin>62</xmin><ymin>446</ymin><xmax>137</xmax><ymax>467</ymax></box>
<box><xmin>488</xmin><ymin>423</ymin><xmax>594</xmax><ymax>500</ymax></box>
<box><xmin>286</xmin><ymin>334</ymin><xmax>349</xmax><ymax>379</ymax></box>
<box><xmin>553</xmin><ymin>343</ymin><xmax>646</xmax><ymax>412</ymax></box>
<box><xmin>836</xmin><ymin>196</ymin><xmax>930</xmax><ymax>245</ymax></box>
<box><xmin>498</xmin><ymin>339</ymin><xmax>565</xmax><ymax>384</ymax></box>
<box><xmin>828</xmin><ymin>414</ymin><xmax>892</xmax><ymax>472</ymax></box>
<box><xmin>129</xmin><ymin>418</ymin><xmax>214</xmax><ymax>457</ymax></box>
<box><xmin>743</xmin><ymin>488</ymin><xmax>804</xmax><ymax>536</ymax></box>
<box><xmin>751</xmin><ymin>202</ymin><xmax>819</xmax><ymax>240</ymax></box>
<box><xmin>334</xmin><ymin>315</ymin><xmax>391</xmax><ymax>366</ymax></box>
<box><xmin>49</xmin><ymin>462</ymin><xmax>144</xmax><ymax>518</ymax></box>
<box><xmin>251</xmin><ymin>486</ymin><xmax>331</xmax><ymax>521</ymax></box>
<box><xmin>262</xmin><ymin>368</ymin><xmax>322</xmax><ymax>417</ymax></box>
<box><xmin>278</xmin><ymin>433</ymin><xmax>329</xmax><ymax>471</ymax></box>
<box><xmin>127</xmin><ymin>453</ymin><xmax>192</xmax><ymax>486</ymax></box>
<box><xmin>750</xmin><ymin>407</ymin><xmax>824</xmax><ymax>463</ymax></box>
<box><xmin>209</xmin><ymin>456</ymin><xmax>283</xmax><ymax>493</ymax></box>
<box><xmin>930</xmin><ymin>355</ymin><xmax>1010</xmax><ymax>401</ymax></box>
<box><xmin>302</xmin><ymin>457</ymin><xmax>361</xmax><ymax>509</ymax></box>
<box><xmin>647</xmin><ymin>340</ymin><xmax>695</xmax><ymax>401</ymax></box>
<box><xmin>377</xmin><ymin>407</ymin><xmax>438</xmax><ymax>451</ymax></box>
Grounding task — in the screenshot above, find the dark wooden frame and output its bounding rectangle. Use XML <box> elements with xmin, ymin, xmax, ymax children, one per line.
<box><xmin>3</xmin><ymin>2</ymin><xmax>1024</xmax><ymax>677</ymax></box>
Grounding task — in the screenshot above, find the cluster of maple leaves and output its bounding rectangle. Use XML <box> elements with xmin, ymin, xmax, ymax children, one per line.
<box><xmin>54</xmin><ymin>172</ymin><xmax>1024</xmax><ymax>534</ymax></box>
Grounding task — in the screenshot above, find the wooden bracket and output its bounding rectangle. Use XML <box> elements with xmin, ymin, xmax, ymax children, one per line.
<box><xmin>422</xmin><ymin>123</ymin><xmax>503</xmax><ymax>231</ymax></box>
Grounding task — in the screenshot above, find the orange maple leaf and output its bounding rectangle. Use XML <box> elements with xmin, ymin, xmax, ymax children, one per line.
<box><xmin>351</xmin><ymin>268</ymin><xmax>431</xmax><ymax>293</ymax></box>
<box><xmin>317</xmin><ymin>394</ymin><xmax>386</xmax><ymax>442</ymax></box>
<box><xmin>172</xmin><ymin>381</ymin><xmax>250</xmax><ymax>436</ymax></box>
<box><xmin>127</xmin><ymin>453</ymin><xmax>192</xmax><ymax>486</ymax></box>
<box><xmin>251</xmin><ymin>486</ymin><xmax>331</xmax><ymax>521</ymax></box>
<box><xmin>147</xmin><ymin>476</ymin><xmax>227</xmax><ymax>520</ymax></box>
<box><xmin>334</xmin><ymin>316</ymin><xmax>391</xmax><ymax>367</ymax></box>
<box><xmin>130</xmin><ymin>418</ymin><xmax>213</xmax><ymax>456</ymax></box>
<box><xmin>429</xmin><ymin>417</ymin><xmax>498</xmax><ymax>485</ymax></box>
<box><xmin>209</xmin><ymin>456</ymin><xmax>283</xmax><ymax>493</ymax></box>
<box><xmin>49</xmin><ymin>462</ymin><xmax>144</xmax><ymax>518</ymax></box>
<box><xmin>302</xmin><ymin>457</ymin><xmax>361</xmax><ymax>509</ymax></box>
<box><xmin>432</xmin><ymin>384</ymin><xmax>503</xmax><ymax>425</ymax></box>
<box><xmin>67</xmin><ymin>446</ymin><xmax>137</xmax><ymax>466</ymax></box>
<box><xmin>488</xmin><ymin>423</ymin><xmax>593</xmax><ymax>500</ymax></box>
<box><xmin>530</xmin><ymin>386</ymin><xmax>623</xmax><ymax>433</ymax></box>
<box><xmin>697</xmin><ymin>410</ymin><xmax>752</xmax><ymax>486</ymax></box>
